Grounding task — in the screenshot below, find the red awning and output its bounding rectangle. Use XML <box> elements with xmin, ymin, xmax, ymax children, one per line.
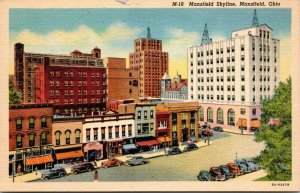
<box><xmin>236</xmin><ymin>118</ymin><xmax>247</xmax><ymax>127</ymax></box>
<box><xmin>56</xmin><ymin>150</ymin><xmax>84</xmax><ymax>160</ymax></box>
<box><xmin>83</xmin><ymin>141</ymin><xmax>103</xmax><ymax>152</ymax></box>
<box><xmin>26</xmin><ymin>155</ymin><xmax>54</xmax><ymax>166</ymax></box>
<box><xmin>251</xmin><ymin>120</ymin><xmax>262</xmax><ymax>128</ymax></box>
<box><xmin>137</xmin><ymin>140</ymin><xmax>158</xmax><ymax>147</ymax></box>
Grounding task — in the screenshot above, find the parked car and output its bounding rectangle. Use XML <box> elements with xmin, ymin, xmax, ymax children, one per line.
<box><xmin>212</xmin><ymin>127</ymin><xmax>224</xmax><ymax>132</ymax></box>
<box><xmin>102</xmin><ymin>158</ymin><xmax>123</xmax><ymax>168</ymax></box>
<box><xmin>41</xmin><ymin>168</ymin><xmax>67</xmax><ymax>180</ymax></box>
<box><xmin>124</xmin><ymin>156</ymin><xmax>149</xmax><ymax>166</ymax></box>
<box><xmin>243</xmin><ymin>158</ymin><xmax>261</xmax><ymax>171</ymax></box>
<box><xmin>226</xmin><ymin>163</ymin><xmax>242</xmax><ymax>176</ymax></box>
<box><xmin>209</xmin><ymin>167</ymin><xmax>225</xmax><ymax>181</ymax></box>
<box><xmin>197</xmin><ymin>170</ymin><xmax>211</xmax><ymax>181</ymax></box>
<box><xmin>71</xmin><ymin>162</ymin><xmax>95</xmax><ymax>174</ymax></box>
<box><xmin>167</xmin><ymin>147</ymin><xmax>182</xmax><ymax>156</ymax></box>
<box><xmin>218</xmin><ymin>165</ymin><xmax>233</xmax><ymax>179</ymax></box>
<box><xmin>236</xmin><ymin>159</ymin><xmax>252</xmax><ymax>173</ymax></box>
<box><xmin>183</xmin><ymin>143</ymin><xmax>199</xmax><ymax>152</ymax></box>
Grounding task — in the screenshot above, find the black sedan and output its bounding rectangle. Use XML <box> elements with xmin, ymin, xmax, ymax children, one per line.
<box><xmin>197</xmin><ymin>170</ymin><xmax>211</xmax><ymax>181</ymax></box>
<box><xmin>183</xmin><ymin>143</ymin><xmax>198</xmax><ymax>152</ymax></box>
<box><xmin>213</xmin><ymin>127</ymin><xmax>224</xmax><ymax>132</ymax></box>
<box><xmin>167</xmin><ymin>147</ymin><xmax>182</xmax><ymax>156</ymax></box>
<box><xmin>218</xmin><ymin>165</ymin><xmax>233</xmax><ymax>179</ymax></box>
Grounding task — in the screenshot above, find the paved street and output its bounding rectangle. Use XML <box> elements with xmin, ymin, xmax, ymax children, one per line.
<box><xmin>37</xmin><ymin>132</ymin><xmax>265</xmax><ymax>182</ymax></box>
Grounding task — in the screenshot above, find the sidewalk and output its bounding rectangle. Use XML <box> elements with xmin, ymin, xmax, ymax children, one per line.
<box><xmin>12</xmin><ymin>140</ymin><xmax>213</xmax><ymax>183</ymax></box>
<box><xmin>227</xmin><ymin>170</ymin><xmax>267</xmax><ymax>182</ymax></box>
<box><xmin>223</xmin><ymin>128</ymin><xmax>254</xmax><ymax>135</ymax></box>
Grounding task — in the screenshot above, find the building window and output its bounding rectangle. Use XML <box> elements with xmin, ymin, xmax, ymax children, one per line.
<box><xmin>29</xmin><ymin>133</ymin><xmax>35</xmax><ymax>147</ymax></box>
<box><xmin>16</xmin><ymin>118</ymin><xmax>22</xmax><ymax>130</ymax></box>
<box><xmin>144</xmin><ymin>111</ymin><xmax>148</xmax><ymax>119</ymax></box>
<box><xmin>101</xmin><ymin>127</ymin><xmax>105</xmax><ymax>140</ymax></box>
<box><xmin>241</xmin><ymin>108</ymin><xmax>246</xmax><ymax>115</ymax></box>
<box><xmin>122</xmin><ymin>125</ymin><xmax>126</xmax><ymax>137</ymax></box>
<box><xmin>115</xmin><ymin>126</ymin><xmax>119</xmax><ymax>138</ymax></box>
<box><xmin>137</xmin><ymin>124</ymin><xmax>141</xmax><ymax>134</ymax></box>
<box><xmin>241</xmin><ymin>44</ymin><xmax>244</xmax><ymax>51</ymax></box>
<box><xmin>228</xmin><ymin>109</ymin><xmax>235</xmax><ymax>126</ymax></box>
<box><xmin>65</xmin><ymin>130</ymin><xmax>71</xmax><ymax>145</ymax></box>
<box><xmin>241</xmin><ymin>85</ymin><xmax>245</xmax><ymax>91</ymax></box>
<box><xmin>55</xmin><ymin>131</ymin><xmax>61</xmax><ymax>146</ymax></box>
<box><xmin>28</xmin><ymin>117</ymin><xmax>35</xmax><ymax>129</ymax></box>
<box><xmin>217</xmin><ymin>108</ymin><xmax>223</xmax><ymax>124</ymax></box>
<box><xmin>150</xmin><ymin>110</ymin><xmax>154</xmax><ymax>119</ymax></box>
<box><xmin>86</xmin><ymin>129</ymin><xmax>91</xmax><ymax>141</ymax></box>
<box><xmin>41</xmin><ymin>132</ymin><xmax>47</xmax><ymax>145</ymax></box>
<box><xmin>128</xmin><ymin>124</ymin><xmax>132</xmax><ymax>136</ymax></box>
<box><xmin>75</xmin><ymin>130</ymin><xmax>80</xmax><ymax>144</ymax></box>
<box><xmin>108</xmin><ymin>127</ymin><xmax>113</xmax><ymax>139</ymax></box>
<box><xmin>16</xmin><ymin>134</ymin><xmax>22</xmax><ymax>148</ymax></box>
<box><xmin>207</xmin><ymin>108</ymin><xmax>213</xmax><ymax>123</ymax></box>
<box><xmin>241</xmin><ymin>75</ymin><xmax>245</xmax><ymax>81</ymax></box>
<box><xmin>241</xmin><ymin>96</ymin><xmax>245</xmax><ymax>101</ymax></box>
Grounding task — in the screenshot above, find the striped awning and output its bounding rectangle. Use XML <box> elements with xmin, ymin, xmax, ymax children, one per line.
<box><xmin>236</xmin><ymin>118</ymin><xmax>247</xmax><ymax>127</ymax></box>
<box><xmin>26</xmin><ymin>155</ymin><xmax>54</xmax><ymax>166</ymax></box>
<box><xmin>55</xmin><ymin>150</ymin><xmax>84</xmax><ymax>160</ymax></box>
<box><xmin>157</xmin><ymin>136</ymin><xmax>171</xmax><ymax>143</ymax></box>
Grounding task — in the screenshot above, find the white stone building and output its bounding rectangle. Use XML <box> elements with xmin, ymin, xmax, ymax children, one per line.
<box><xmin>188</xmin><ymin>12</ymin><xmax>280</xmax><ymax>133</ymax></box>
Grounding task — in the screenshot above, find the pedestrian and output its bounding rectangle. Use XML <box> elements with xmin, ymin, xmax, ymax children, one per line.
<box><xmin>17</xmin><ymin>164</ymin><xmax>22</xmax><ymax>175</ymax></box>
<box><xmin>93</xmin><ymin>170</ymin><xmax>99</xmax><ymax>182</ymax></box>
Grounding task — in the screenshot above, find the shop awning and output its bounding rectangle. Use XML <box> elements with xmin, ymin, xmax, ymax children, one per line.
<box><xmin>56</xmin><ymin>150</ymin><xmax>84</xmax><ymax>160</ymax></box>
<box><xmin>26</xmin><ymin>155</ymin><xmax>54</xmax><ymax>166</ymax></box>
<box><xmin>122</xmin><ymin>144</ymin><xmax>137</xmax><ymax>150</ymax></box>
<box><xmin>251</xmin><ymin>120</ymin><xmax>262</xmax><ymax>128</ymax></box>
<box><xmin>157</xmin><ymin>136</ymin><xmax>171</xmax><ymax>143</ymax></box>
<box><xmin>136</xmin><ymin>140</ymin><xmax>158</xmax><ymax>147</ymax></box>
<box><xmin>83</xmin><ymin>141</ymin><xmax>103</xmax><ymax>152</ymax></box>
<box><xmin>268</xmin><ymin>118</ymin><xmax>281</xmax><ymax>126</ymax></box>
<box><xmin>236</xmin><ymin>118</ymin><xmax>247</xmax><ymax>127</ymax></box>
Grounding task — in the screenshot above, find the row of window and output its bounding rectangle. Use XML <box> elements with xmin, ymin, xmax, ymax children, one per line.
<box><xmin>192</xmin><ymin>94</ymin><xmax>271</xmax><ymax>102</ymax></box>
<box><xmin>51</xmin><ymin>97</ymin><xmax>106</xmax><ymax>105</ymax></box>
<box><xmin>137</xmin><ymin>110</ymin><xmax>154</xmax><ymax>120</ymax></box>
<box><xmin>137</xmin><ymin>123</ymin><xmax>154</xmax><ymax>134</ymax></box>
<box><xmin>85</xmin><ymin>125</ymin><xmax>133</xmax><ymax>141</ymax></box>
<box><xmin>55</xmin><ymin>130</ymin><xmax>81</xmax><ymax>146</ymax></box>
<box><xmin>50</xmin><ymin>71</ymin><xmax>105</xmax><ymax>78</ymax></box>
<box><xmin>49</xmin><ymin>81</ymin><xmax>105</xmax><ymax>87</ymax></box>
<box><xmin>15</xmin><ymin>132</ymin><xmax>48</xmax><ymax>148</ymax></box>
<box><xmin>15</xmin><ymin>117</ymin><xmax>47</xmax><ymax>130</ymax></box>
<box><xmin>49</xmin><ymin>90</ymin><xmax>105</xmax><ymax>96</ymax></box>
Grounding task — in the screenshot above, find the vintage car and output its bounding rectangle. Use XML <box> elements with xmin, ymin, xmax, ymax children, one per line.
<box><xmin>218</xmin><ymin>165</ymin><xmax>233</xmax><ymax>179</ymax></box>
<box><xmin>167</xmin><ymin>147</ymin><xmax>182</xmax><ymax>156</ymax></box>
<box><xmin>226</xmin><ymin>162</ymin><xmax>242</xmax><ymax>176</ymax></box>
<box><xmin>101</xmin><ymin>158</ymin><xmax>123</xmax><ymax>168</ymax></box>
<box><xmin>124</xmin><ymin>156</ymin><xmax>149</xmax><ymax>166</ymax></box>
<box><xmin>209</xmin><ymin>167</ymin><xmax>225</xmax><ymax>181</ymax></box>
<box><xmin>243</xmin><ymin>158</ymin><xmax>261</xmax><ymax>171</ymax></box>
<box><xmin>212</xmin><ymin>127</ymin><xmax>224</xmax><ymax>132</ymax></box>
<box><xmin>197</xmin><ymin>170</ymin><xmax>211</xmax><ymax>181</ymax></box>
<box><xmin>41</xmin><ymin>168</ymin><xmax>67</xmax><ymax>180</ymax></box>
<box><xmin>71</xmin><ymin>162</ymin><xmax>95</xmax><ymax>174</ymax></box>
<box><xmin>183</xmin><ymin>143</ymin><xmax>199</xmax><ymax>152</ymax></box>
<box><xmin>236</xmin><ymin>159</ymin><xmax>252</xmax><ymax>173</ymax></box>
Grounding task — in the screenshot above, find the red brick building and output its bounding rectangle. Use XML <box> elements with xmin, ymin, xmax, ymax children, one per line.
<box><xmin>129</xmin><ymin>27</ymin><xmax>169</xmax><ymax>98</ymax></box>
<box><xmin>9</xmin><ymin>103</ymin><xmax>53</xmax><ymax>173</ymax></box>
<box><xmin>35</xmin><ymin>57</ymin><xmax>106</xmax><ymax>115</ymax></box>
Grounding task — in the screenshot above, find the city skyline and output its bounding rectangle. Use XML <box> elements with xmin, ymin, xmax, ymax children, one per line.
<box><xmin>9</xmin><ymin>8</ymin><xmax>291</xmax><ymax>80</ymax></box>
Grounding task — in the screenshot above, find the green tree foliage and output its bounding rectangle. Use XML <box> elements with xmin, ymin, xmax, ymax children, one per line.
<box><xmin>255</xmin><ymin>77</ymin><xmax>291</xmax><ymax>181</ymax></box>
<box><xmin>9</xmin><ymin>78</ymin><xmax>22</xmax><ymax>104</ymax></box>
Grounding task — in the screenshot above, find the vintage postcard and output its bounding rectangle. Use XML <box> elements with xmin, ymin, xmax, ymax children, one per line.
<box><xmin>0</xmin><ymin>0</ymin><xmax>299</xmax><ymax>191</ymax></box>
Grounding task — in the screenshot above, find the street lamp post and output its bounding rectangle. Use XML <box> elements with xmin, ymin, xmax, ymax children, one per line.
<box><xmin>235</xmin><ymin>152</ymin><xmax>238</xmax><ymax>177</ymax></box>
<box><xmin>207</xmin><ymin>124</ymin><xmax>210</xmax><ymax>146</ymax></box>
<box><xmin>164</xmin><ymin>135</ymin><xmax>167</xmax><ymax>155</ymax></box>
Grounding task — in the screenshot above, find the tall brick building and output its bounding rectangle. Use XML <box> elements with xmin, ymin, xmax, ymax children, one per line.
<box><xmin>14</xmin><ymin>43</ymin><xmax>106</xmax><ymax>115</ymax></box>
<box><xmin>129</xmin><ymin>27</ymin><xmax>169</xmax><ymax>98</ymax></box>
<box><xmin>103</xmin><ymin>57</ymin><xmax>139</xmax><ymax>104</ymax></box>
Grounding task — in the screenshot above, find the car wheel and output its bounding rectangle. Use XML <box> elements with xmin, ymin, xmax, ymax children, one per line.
<box><xmin>88</xmin><ymin>168</ymin><xmax>92</xmax><ymax>172</ymax></box>
<box><xmin>141</xmin><ymin>162</ymin><xmax>145</xmax><ymax>165</ymax></box>
<box><xmin>43</xmin><ymin>176</ymin><xmax>50</xmax><ymax>181</ymax></box>
<box><xmin>59</xmin><ymin>173</ymin><xmax>65</xmax><ymax>177</ymax></box>
<box><xmin>73</xmin><ymin>171</ymin><xmax>78</xmax><ymax>175</ymax></box>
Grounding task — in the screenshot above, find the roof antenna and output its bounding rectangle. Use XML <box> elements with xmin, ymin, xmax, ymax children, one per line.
<box><xmin>252</xmin><ymin>9</ymin><xmax>259</xmax><ymax>27</ymax></box>
<box><xmin>201</xmin><ymin>23</ymin><xmax>212</xmax><ymax>45</ymax></box>
<box><xmin>147</xmin><ymin>27</ymin><xmax>151</xmax><ymax>39</ymax></box>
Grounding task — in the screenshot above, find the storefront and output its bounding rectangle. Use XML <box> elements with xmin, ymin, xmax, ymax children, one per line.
<box><xmin>83</xmin><ymin>141</ymin><xmax>103</xmax><ymax>161</ymax></box>
<box><xmin>157</xmin><ymin>136</ymin><xmax>171</xmax><ymax>149</ymax></box>
<box><xmin>106</xmin><ymin>139</ymin><xmax>123</xmax><ymax>158</ymax></box>
<box><xmin>54</xmin><ymin>144</ymin><xmax>84</xmax><ymax>164</ymax></box>
<box><xmin>136</xmin><ymin>137</ymin><xmax>158</xmax><ymax>152</ymax></box>
<box><xmin>25</xmin><ymin>154</ymin><xmax>54</xmax><ymax>172</ymax></box>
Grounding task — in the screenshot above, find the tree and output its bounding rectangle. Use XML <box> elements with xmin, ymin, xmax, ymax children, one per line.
<box><xmin>9</xmin><ymin>78</ymin><xmax>22</xmax><ymax>104</ymax></box>
<box><xmin>255</xmin><ymin>76</ymin><xmax>291</xmax><ymax>181</ymax></box>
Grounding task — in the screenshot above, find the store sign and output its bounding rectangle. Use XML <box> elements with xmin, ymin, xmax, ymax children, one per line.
<box><xmin>172</xmin><ymin>131</ymin><xmax>177</xmax><ymax>140</ymax></box>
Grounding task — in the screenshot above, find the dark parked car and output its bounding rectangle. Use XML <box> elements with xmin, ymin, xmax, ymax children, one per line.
<box><xmin>226</xmin><ymin>163</ymin><xmax>242</xmax><ymax>176</ymax></box>
<box><xmin>218</xmin><ymin>165</ymin><xmax>233</xmax><ymax>179</ymax></box>
<box><xmin>197</xmin><ymin>170</ymin><xmax>211</xmax><ymax>181</ymax></box>
<box><xmin>167</xmin><ymin>147</ymin><xmax>182</xmax><ymax>156</ymax></box>
<box><xmin>243</xmin><ymin>158</ymin><xmax>261</xmax><ymax>171</ymax></box>
<box><xmin>124</xmin><ymin>156</ymin><xmax>149</xmax><ymax>166</ymax></box>
<box><xmin>212</xmin><ymin>127</ymin><xmax>224</xmax><ymax>132</ymax></box>
<box><xmin>71</xmin><ymin>162</ymin><xmax>95</xmax><ymax>174</ymax></box>
<box><xmin>209</xmin><ymin>167</ymin><xmax>225</xmax><ymax>181</ymax></box>
<box><xmin>41</xmin><ymin>168</ymin><xmax>67</xmax><ymax>180</ymax></box>
<box><xmin>236</xmin><ymin>159</ymin><xmax>251</xmax><ymax>173</ymax></box>
<box><xmin>183</xmin><ymin>143</ymin><xmax>198</xmax><ymax>152</ymax></box>
<box><xmin>101</xmin><ymin>158</ymin><xmax>123</xmax><ymax>168</ymax></box>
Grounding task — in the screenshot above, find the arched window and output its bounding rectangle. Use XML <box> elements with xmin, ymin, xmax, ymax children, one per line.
<box><xmin>217</xmin><ymin>108</ymin><xmax>224</xmax><ymax>124</ymax></box>
<box><xmin>65</xmin><ymin>130</ymin><xmax>71</xmax><ymax>145</ymax></box>
<box><xmin>41</xmin><ymin>132</ymin><xmax>47</xmax><ymax>145</ymax></box>
<box><xmin>198</xmin><ymin>106</ymin><xmax>204</xmax><ymax>121</ymax></box>
<box><xmin>29</xmin><ymin>133</ymin><xmax>35</xmax><ymax>147</ymax></box>
<box><xmin>29</xmin><ymin>117</ymin><xmax>35</xmax><ymax>129</ymax></box>
<box><xmin>75</xmin><ymin>129</ymin><xmax>81</xmax><ymax>144</ymax></box>
<box><xmin>41</xmin><ymin>116</ymin><xmax>47</xmax><ymax>127</ymax></box>
<box><xmin>16</xmin><ymin>134</ymin><xmax>22</xmax><ymax>148</ymax></box>
<box><xmin>55</xmin><ymin>131</ymin><xmax>61</xmax><ymax>146</ymax></box>
<box><xmin>16</xmin><ymin>118</ymin><xmax>22</xmax><ymax>130</ymax></box>
<box><xmin>228</xmin><ymin>109</ymin><xmax>235</xmax><ymax>126</ymax></box>
<box><xmin>207</xmin><ymin>107</ymin><xmax>213</xmax><ymax>123</ymax></box>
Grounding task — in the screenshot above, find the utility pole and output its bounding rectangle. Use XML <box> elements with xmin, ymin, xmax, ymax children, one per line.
<box><xmin>235</xmin><ymin>152</ymin><xmax>238</xmax><ymax>177</ymax></box>
<box><xmin>164</xmin><ymin>135</ymin><xmax>167</xmax><ymax>155</ymax></box>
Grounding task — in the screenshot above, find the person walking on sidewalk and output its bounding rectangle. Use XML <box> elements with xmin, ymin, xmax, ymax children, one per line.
<box><xmin>94</xmin><ymin>170</ymin><xmax>99</xmax><ymax>182</ymax></box>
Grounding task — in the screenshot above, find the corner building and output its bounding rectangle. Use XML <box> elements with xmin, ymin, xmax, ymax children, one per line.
<box><xmin>188</xmin><ymin>17</ymin><xmax>280</xmax><ymax>133</ymax></box>
<box><xmin>129</xmin><ymin>28</ymin><xmax>169</xmax><ymax>98</ymax></box>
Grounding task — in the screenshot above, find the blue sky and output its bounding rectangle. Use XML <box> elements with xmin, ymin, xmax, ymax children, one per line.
<box><xmin>9</xmin><ymin>8</ymin><xmax>291</xmax><ymax>79</ymax></box>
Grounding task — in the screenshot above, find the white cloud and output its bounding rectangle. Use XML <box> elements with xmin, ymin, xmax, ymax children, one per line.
<box><xmin>9</xmin><ymin>23</ymin><xmax>143</xmax><ymax>73</ymax></box>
